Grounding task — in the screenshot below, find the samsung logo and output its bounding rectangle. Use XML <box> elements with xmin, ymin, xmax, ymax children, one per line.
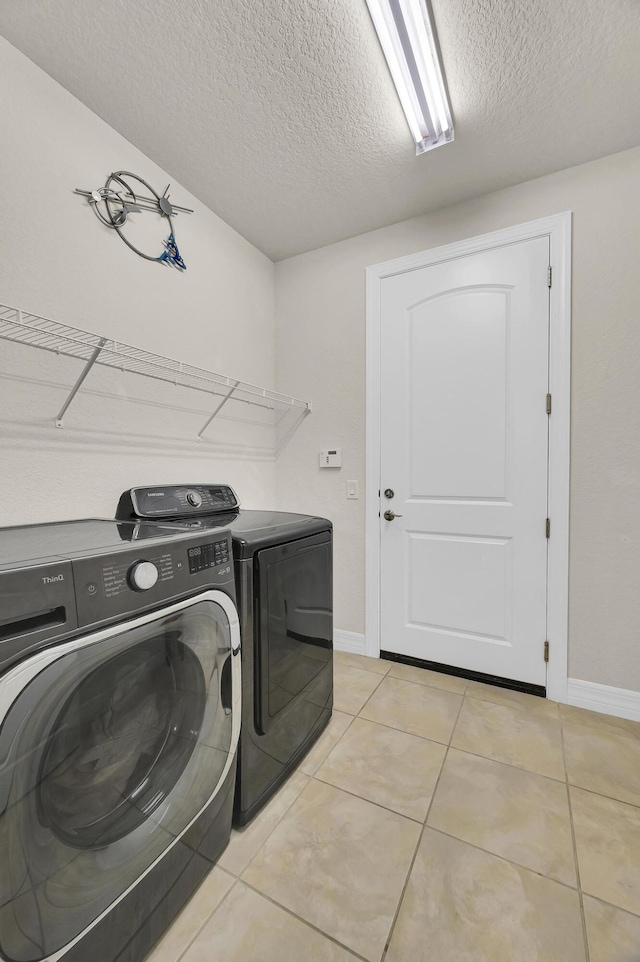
<box><xmin>42</xmin><ymin>574</ymin><xmax>65</xmax><ymax>584</ymax></box>
<box><xmin>147</xmin><ymin>492</ymin><xmax>165</xmax><ymax>497</ymax></box>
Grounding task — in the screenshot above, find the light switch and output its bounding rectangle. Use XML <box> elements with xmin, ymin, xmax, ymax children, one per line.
<box><xmin>346</xmin><ymin>480</ymin><xmax>359</xmax><ymax>499</ymax></box>
<box><xmin>319</xmin><ymin>448</ymin><xmax>342</xmax><ymax>468</ymax></box>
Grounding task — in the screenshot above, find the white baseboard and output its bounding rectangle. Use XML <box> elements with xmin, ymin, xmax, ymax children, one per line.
<box><xmin>333</xmin><ymin>629</ymin><xmax>366</xmax><ymax>655</ymax></box>
<box><xmin>567</xmin><ymin>678</ymin><xmax>640</xmax><ymax>723</ymax></box>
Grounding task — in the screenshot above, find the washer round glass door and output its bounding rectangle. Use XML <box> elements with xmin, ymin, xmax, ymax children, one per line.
<box><xmin>0</xmin><ymin>591</ymin><xmax>239</xmax><ymax>962</ymax></box>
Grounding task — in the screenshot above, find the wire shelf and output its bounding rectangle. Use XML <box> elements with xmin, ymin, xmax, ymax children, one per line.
<box><xmin>0</xmin><ymin>303</ymin><xmax>311</xmax><ymax>437</ymax></box>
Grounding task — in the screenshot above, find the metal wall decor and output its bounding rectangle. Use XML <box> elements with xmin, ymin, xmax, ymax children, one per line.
<box><xmin>75</xmin><ymin>171</ymin><xmax>193</xmax><ymax>271</ymax></box>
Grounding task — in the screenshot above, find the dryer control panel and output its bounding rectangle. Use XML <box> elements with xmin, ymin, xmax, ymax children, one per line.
<box><xmin>118</xmin><ymin>485</ymin><xmax>239</xmax><ymax>520</ymax></box>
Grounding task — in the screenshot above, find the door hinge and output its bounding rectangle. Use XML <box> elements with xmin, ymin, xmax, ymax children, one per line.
<box><xmin>546</xmin><ymin>518</ymin><xmax>551</xmax><ymax>538</ymax></box>
<box><xmin>544</xmin><ymin>640</ymin><xmax>550</xmax><ymax>663</ymax></box>
<box><xmin>547</xmin><ymin>265</ymin><xmax>552</xmax><ymax>287</ymax></box>
<box><xmin>546</xmin><ymin>393</ymin><xmax>552</xmax><ymax>415</ymax></box>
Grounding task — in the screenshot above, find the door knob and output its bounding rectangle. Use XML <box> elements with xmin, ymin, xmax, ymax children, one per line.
<box><xmin>383</xmin><ymin>510</ymin><xmax>403</xmax><ymax>521</ymax></box>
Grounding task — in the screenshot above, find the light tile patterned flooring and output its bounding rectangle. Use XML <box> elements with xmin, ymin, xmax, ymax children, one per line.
<box><xmin>148</xmin><ymin>651</ymin><xmax>640</xmax><ymax>962</ymax></box>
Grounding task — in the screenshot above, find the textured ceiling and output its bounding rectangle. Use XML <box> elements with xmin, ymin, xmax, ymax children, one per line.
<box><xmin>1</xmin><ymin>0</ymin><xmax>640</xmax><ymax>260</ymax></box>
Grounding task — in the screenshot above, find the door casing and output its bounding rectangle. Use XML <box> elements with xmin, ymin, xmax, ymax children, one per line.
<box><xmin>365</xmin><ymin>213</ymin><xmax>572</xmax><ymax>702</ymax></box>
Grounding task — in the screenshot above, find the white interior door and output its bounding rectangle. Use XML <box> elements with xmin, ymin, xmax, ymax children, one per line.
<box><xmin>379</xmin><ymin>237</ymin><xmax>550</xmax><ymax>686</ymax></box>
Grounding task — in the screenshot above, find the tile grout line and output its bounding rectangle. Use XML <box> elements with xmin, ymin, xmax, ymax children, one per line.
<box><xmin>240</xmin><ymin>877</ymin><xmax>371</xmax><ymax>962</ymax></box>
<box><xmin>187</xmin><ymin>674</ymin><xmax>569</xmax><ymax>960</ymax></box>
<box><xmin>176</xmin><ymin>713</ymin><xmax>371</xmax><ymax>960</ymax></box>
<box><xmin>308</xmin><ymin>700</ymin><xmax>446</xmax><ymax>821</ymax></box>
<box><xmin>341</xmin><ymin>654</ymin><xmax>563</xmax><ymax>720</ymax></box>
<box><xmin>301</xmin><ymin>712</ymin><xmax>357</xmax><ymax>777</ymax></box>
<box><xmin>335</xmin><ymin>664</ymin><xmax>388</xmax><ymax>684</ymax></box>
<box><xmin>170</xmin><ymin>873</ymin><xmax>242</xmax><ymax>962</ymax></box>
<box><xmin>228</xmin><ymin>698</ymin><xmax>372</xmax><ymax>877</ymax></box>
<box><xmin>335</xmin><ymin>662</ymin><xmax>389</xmax><ymax>690</ymax></box>
<box><xmin>346</xmin><ymin>691</ymin><xmax>565</xmax><ymax>783</ymax></box>
<box><xmin>309</xmin><ymin>703</ymin><xmax>450</xmax><ymax>824</ymax></box>
<box><xmin>234</xmin><ymin>693</ymin><xmax>416</xmax><ymax>962</ymax></box>
<box><xmin>334</xmin><ymin>653</ymin><xmax>391</xmax><ymax>678</ymax></box>
<box><xmin>227</xmin><ymin>775</ymin><xmax>311</xmax><ymax>879</ymax></box>
<box><xmin>560</xmin><ymin>703</ymin><xmax>640</xmax><ymax>738</ymax></box>
<box><xmin>310</xmin><ymin>770</ymin><xmax>427</xmax><ymax>825</ymax></box>
<box><xmin>379</xmin><ymin>689</ymin><xmax>467</xmax><ymax>962</ymax></box>
<box><xmin>559</xmin><ymin>711</ymin><xmax>591</xmax><ymax>962</ymax></box>
<box><xmin>564</xmin><ymin>780</ymin><xmax>640</xmax><ymax>810</ymax></box>
<box><xmin>216</xmin><ymin>674</ymin><xmax>633</xmax><ymax>962</ymax></box>
<box><xmin>387</xmin><ymin>667</ymin><xmax>468</xmax><ymax>697</ymax></box>
<box><xmin>158</xmin><ymin>661</ymin><xmax>623</xmax><ymax>962</ymax></box>
<box><xmin>327</xmin><ymin>711</ymin><xmax>453</xmax><ymax>751</ymax></box>
<box><xmin>160</xmin><ymin>728</ymin><xmax>640</xmax><ymax>962</ymax></box>
<box><xmin>218</xmin><ymin>664</ymin><xmax>568</xmax><ymax>961</ymax></box>
<box><xmin>344</xmin><ymin>667</ymin><xmax>388</xmax><ymax>717</ymax></box>
<box><xmin>417</xmin><ymin>824</ymin><xmax>581</xmax><ymax>895</ymax></box>
<box><xmin>439</xmin><ymin>740</ymin><xmax>566</xmax><ymax>783</ymax></box>
<box><xmin>311</xmin><ymin>725</ymin><xmax>580</xmax><ymax>889</ymax></box>
<box><xmin>455</xmin><ymin>689</ymin><xmax>566</xmax><ymax>782</ymax></box>
<box><xmin>346</xmin><ymin>712</ymin><xmax>453</xmax><ymax>744</ymax></box>
<box><xmin>578</xmin><ymin>893</ymin><xmax>640</xmax><ymax>923</ymax></box>
<box><xmin>340</xmin><ymin>653</ymin><xmax>571</xmax><ymax>719</ymax></box>
<box><xmin>355</xmin><ymin>675</ymin><xmax>464</xmax><ymax>745</ymax></box>
<box><xmin>228</xmin><ymin>707</ymin><xmax>364</xmax><ymax>882</ymax></box>
<box><xmin>168</xmin><ymin>753</ymin><xmax>582</xmax><ymax>962</ymax></box>
<box><xmin>463</xmin><ymin>691</ymin><xmax>561</xmax><ymax>719</ymax></box>
<box><xmin>352</xmin><ymin>689</ymin><xmax>572</xmax><ymax>837</ymax></box>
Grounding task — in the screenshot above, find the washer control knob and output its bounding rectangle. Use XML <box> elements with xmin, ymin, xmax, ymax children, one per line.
<box><xmin>129</xmin><ymin>561</ymin><xmax>159</xmax><ymax>592</ymax></box>
<box><xmin>186</xmin><ymin>490</ymin><xmax>203</xmax><ymax>508</ymax></box>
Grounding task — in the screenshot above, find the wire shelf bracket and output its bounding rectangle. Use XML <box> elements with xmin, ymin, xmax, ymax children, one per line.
<box><xmin>197</xmin><ymin>379</ymin><xmax>240</xmax><ymax>441</ymax></box>
<box><xmin>0</xmin><ymin>303</ymin><xmax>312</xmax><ymax>437</ymax></box>
<box><xmin>55</xmin><ymin>337</ymin><xmax>107</xmax><ymax>427</ymax></box>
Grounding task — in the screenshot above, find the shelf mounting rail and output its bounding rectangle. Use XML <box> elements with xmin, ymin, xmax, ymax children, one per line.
<box><xmin>0</xmin><ymin>303</ymin><xmax>311</xmax><ymax>436</ymax></box>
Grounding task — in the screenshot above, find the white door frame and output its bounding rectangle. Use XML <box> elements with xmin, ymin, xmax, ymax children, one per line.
<box><xmin>365</xmin><ymin>212</ymin><xmax>572</xmax><ymax>702</ymax></box>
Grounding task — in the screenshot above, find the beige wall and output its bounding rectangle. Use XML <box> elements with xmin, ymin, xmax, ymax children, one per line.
<box><xmin>275</xmin><ymin>145</ymin><xmax>640</xmax><ymax>691</ymax></box>
<box><xmin>0</xmin><ymin>36</ymin><xmax>276</xmax><ymax>523</ymax></box>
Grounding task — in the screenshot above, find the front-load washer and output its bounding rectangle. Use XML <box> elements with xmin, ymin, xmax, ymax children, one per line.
<box><xmin>0</xmin><ymin>518</ymin><xmax>240</xmax><ymax>962</ymax></box>
<box><xmin>116</xmin><ymin>485</ymin><xmax>333</xmax><ymax>826</ymax></box>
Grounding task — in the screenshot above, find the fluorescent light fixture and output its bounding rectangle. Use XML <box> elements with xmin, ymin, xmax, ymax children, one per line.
<box><xmin>365</xmin><ymin>0</ymin><xmax>453</xmax><ymax>154</ymax></box>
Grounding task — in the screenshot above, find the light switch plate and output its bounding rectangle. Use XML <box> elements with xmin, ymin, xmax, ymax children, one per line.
<box><xmin>346</xmin><ymin>480</ymin><xmax>359</xmax><ymax>499</ymax></box>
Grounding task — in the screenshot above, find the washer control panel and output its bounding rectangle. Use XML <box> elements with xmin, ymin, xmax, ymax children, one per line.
<box><xmin>187</xmin><ymin>539</ymin><xmax>230</xmax><ymax>573</ymax></box>
<box><xmin>73</xmin><ymin>532</ymin><xmax>234</xmax><ymax>627</ymax></box>
<box><xmin>100</xmin><ymin>549</ymin><xmax>176</xmax><ymax>602</ymax></box>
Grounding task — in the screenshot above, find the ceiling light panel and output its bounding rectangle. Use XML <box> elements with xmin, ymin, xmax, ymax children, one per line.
<box><xmin>366</xmin><ymin>0</ymin><xmax>453</xmax><ymax>154</ymax></box>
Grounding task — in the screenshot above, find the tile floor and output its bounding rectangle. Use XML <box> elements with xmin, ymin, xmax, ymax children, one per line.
<box><xmin>147</xmin><ymin>651</ymin><xmax>640</xmax><ymax>962</ymax></box>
